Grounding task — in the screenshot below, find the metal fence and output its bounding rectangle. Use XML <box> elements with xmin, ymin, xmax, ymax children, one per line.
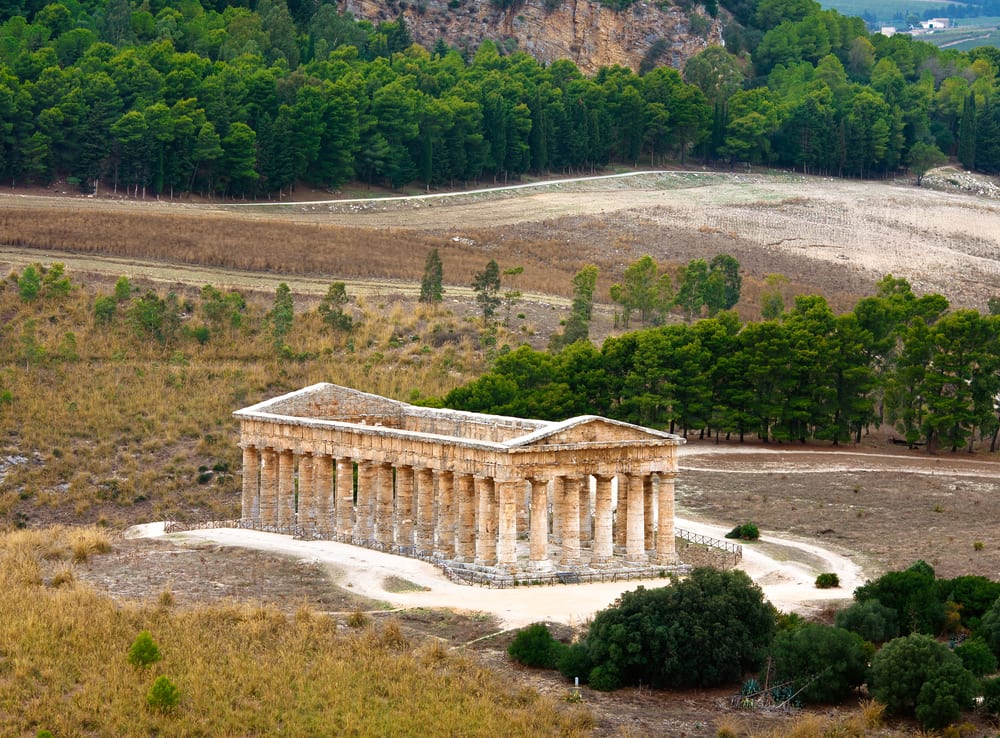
<box><xmin>675</xmin><ymin>527</ymin><xmax>743</xmax><ymax>563</ymax></box>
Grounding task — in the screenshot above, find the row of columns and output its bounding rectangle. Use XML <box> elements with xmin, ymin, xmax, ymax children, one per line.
<box><xmin>242</xmin><ymin>445</ymin><xmax>676</xmax><ymax>572</ymax></box>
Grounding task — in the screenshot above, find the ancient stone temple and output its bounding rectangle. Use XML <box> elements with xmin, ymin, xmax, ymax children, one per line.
<box><xmin>235</xmin><ymin>383</ymin><xmax>684</xmax><ymax>578</ymax></box>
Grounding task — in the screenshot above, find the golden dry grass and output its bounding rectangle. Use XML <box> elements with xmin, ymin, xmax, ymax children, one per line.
<box><xmin>0</xmin><ymin>266</ymin><xmax>487</xmax><ymax>528</ymax></box>
<box><xmin>0</xmin><ymin>527</ymin><xmax>593</xmax><ymax>736</ymax></box>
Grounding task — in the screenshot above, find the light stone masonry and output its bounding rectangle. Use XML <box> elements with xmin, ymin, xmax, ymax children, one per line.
<box><xmin>236</xmin><ymin>383</ymin><xmax>684</xmax><ymax>577</ymax></box>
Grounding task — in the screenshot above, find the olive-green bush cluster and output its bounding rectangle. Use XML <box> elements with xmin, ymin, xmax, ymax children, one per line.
<box><xmin>509</xmin><ymin>569</ymin><xmax>776</xmax><ymax>692</ymax></box>
<box><xmin>507</xmin><ymin>560</ymin><xmax>1000</xmax><ymax>732</ymax></box>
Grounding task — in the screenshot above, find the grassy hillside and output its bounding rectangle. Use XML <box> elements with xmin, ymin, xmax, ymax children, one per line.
<box><xmin>0</xmin><ymin>263</ymin><xmax>487</xmax><ymax>530</ymax></box>
<box><xmin>0</xmin><ymin>526</ymin><xmax>592</xmax><ymax>736</ymax></box>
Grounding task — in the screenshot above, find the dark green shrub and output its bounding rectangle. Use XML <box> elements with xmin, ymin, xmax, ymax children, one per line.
<box><xmin>587</xmin><ymin>664</ymin><xmax>620</xmax><ymax>691</ymax></box>
<box><xmin>724</xmin><ymin>523</ymin><xmax>759</xmax><ymax>541</ymax></box>
<box><xmin>869</xmin><ymin>633</ymin><xmax>976</xmax><ymax>729</ymax></box>
<box><xmin>585</xmin><ymin>569</ymin><xmax>775</xmax><ymax>690</ymax></box>
<box><xmin>979</xmin><ymin>595</ymin><xmax>1000</xmax><ymax>658</ymax></box>
<box><xmin>854</xmin><ymin>560</ymin><xmax>944</xmax><ymax>635</ymax></box>
<box><xmin>935</xmin><ymin>575</ymin><xmax>1000</xmax><ymax>626</ymax></box>
<box><xmin>507</xmin><ymin>623</ymin><xmax>564</xmax><ymax>669</ymax></box>
<box><xmin>835</xmin><ymin>599</ymin><xmax>899</xmax><ymax>643</ymax></box>
<box><xmin>146</xmin><ymin>675</ymin><xmax>180</xmax><ymax>712</ymax></box>
<box><xmin>769</xmin><ymin>623</ymin><xmax>867</xmax><ymax>703</ymax></box>
<box><xmin>815</xmin><ymin>572</ymin><xmax>840</xmax><ymax>589</ymax></box>
<box><xmin>982</xmin><ymin>675</ymin><xmax>1000</xmax><ymax>715</ymax></box>
<box><xmin>557</xmin><ymin>642</ymin><xmax>593</xmax><ymax>682</ymax></box>
<box><xmin>954</xmin><ymin>637</ymin><xmax>997</xmax><ymax>677</ymax></box>
<box><xmin>127</xmin><ymin>630</ymin><xmax>162</xmax><ymax>668</ymax></box>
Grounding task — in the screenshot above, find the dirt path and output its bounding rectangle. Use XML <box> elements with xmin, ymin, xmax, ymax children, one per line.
<box><xmin>131</xmin><ymin>514</ymin><xmax>862</xmax><ymax>629</ymax></box>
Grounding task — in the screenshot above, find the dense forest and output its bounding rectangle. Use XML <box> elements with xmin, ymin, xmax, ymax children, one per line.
<box><xmin>1</xmin><ymin>0</ymin><xmax>1000</xmax><ymax>195</ymax></box>
<box><xmin>441</xmin><ymin>275</ymin><xmax>1000</xmax><ymax>453</ymax></box>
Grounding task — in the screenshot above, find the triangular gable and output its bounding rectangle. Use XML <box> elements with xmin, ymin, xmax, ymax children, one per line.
<box><xmin>507</xmin><ymin>416</ymin><xmax>682</xmax><ymax>448</ymax></box>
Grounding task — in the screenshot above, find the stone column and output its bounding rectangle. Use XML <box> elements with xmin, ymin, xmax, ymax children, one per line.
<box><xmin>354</xmin><ymin>461</ymin><xmax>376</xmax><ymax>543</ymax></box>
<box><xmin>559</xmin><ymin>475</ymin><xmax>581</xmax><ymax>567</ymax></box>
<box><xmin>297</xmin><ymin>453</ymin><xmax>315</xmax><ymax>532</ymax></box>
<box><xmin>241</xmin><ymin>445</ymin><xmax>259</xmax><ymax>523</ymax></box>
<box><xmin>529</xmin><ymin>478</ymin><xmax>551</xmax><ymax>570</ymax></box>
<box><xmin>277</xmin><ymin>449</ymin><xmax>295</xmax><ymax>530</ymax></box>
<box><xmin>474</xmin><ymin>476</ymin><xmax>496</xmax><ymax>566</ymax></box>
<box><xmin>496</xmin><ymin>479</ymin><xmax>519</xmax><ymax>572</ymax></box>
<box><xmin>415</xmin><ymin>466</ymin><xmax>435</xmax><ymax>555</ymax></box>
<box><xmin>614</xmin><ymin>476</ymin><xmax>627</xmax><ymax>550</ymax></box>
<box><xmin>654</xmin><ymin>473</ymin><xmax>678</xmax><ymax>565</ymax></box>
<box><xmin>375</xmin><ymin>462</ymin><xmax>394</xmax><ymax>547</ymax></box>
<box><xmin>549</xmin><ymin>478</ymin><xmax>562</xmax><ymax>544</ymax></box>
<box><xmin>455</xmin><ymin>473</ymin><xmax>476</xmax><ymax>561</ymax></box>
<box><xmin>259</xmin><ymin>448</ymin><xmax>277</xmax><ymax>527</ymax></box>
<box><xmin>395</xmin><ymin>465</ymin><xmax>414</xmax><ymax>548</ymax></box>
<box><xmin>644</xmin><ymin>475</ymin><xmax>654</xmax><ymax>551</ymax></box>
<box><xmin>516</xmin><ymin>482</ymin><xmax>530</xmax><ymax>541</ymax></box>
<box><xmin>335</xmin><ymin>457</ymin><xmax>354</xmax><ymax>537</ymax></box>
<box><xmin>592</xmin><ymin>474</ymin><xmax>614</xmax><ymax>566</ymax></box>
<box><xmin>434</xmin><ymin>470</ymin><xmax>455</xmax><ymax>558</ymax></box>
<box><xmin>314</xmin><ymin>454</ymin><xmax>334</xmax><ymax>535</ymax></box>
<box><xmin>626</xmin><ymin>473</ymin><xmax>646</xmax><ymax>564</ymax></box>
<box><xmin>578</xmin><ymin>478</ymin><xmax>592</xmax><ymax>545</ymax></box>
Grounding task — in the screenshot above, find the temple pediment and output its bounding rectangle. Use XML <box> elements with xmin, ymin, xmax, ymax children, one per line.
<box><xmin>508</xmin><ymin>416</ymin><xmax>680</xmax><ymax>448</ymax></box>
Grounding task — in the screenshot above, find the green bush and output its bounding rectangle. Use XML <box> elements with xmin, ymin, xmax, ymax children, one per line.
<box><xmin>815</xmin><ymin>572</ymin><xmax>840</xmax><ymax>589</ymax></box>
<box><xmin>724</xmin><ymin>523</ymin><xmax>759</xmax><ymax>541</ymax></box>
<box><xmin>982</xmin><ymin>675</ymin><xmax>1000</xmax><ymax>715</ymax></box>
<box><xmin>979</xmin><ymin>595</ymin><xmax>1000</xmax><ymax>659</ymax></box>
<box><xmin>146</xmin><ymin>675</ymin><xmax>180</xmax><ymax>712</ymax></box>
<box><xmin>854</xmin><ymin>560</ymin><xmax>944</xmax><ymax>635</ymax></box>
<box><xmin>954</xmin><ymin>637</ymin><xmax>997</xmax><ymax>677</ymax></box>
<box><xmin>127</xmin><ymin>630</ymin><xmax>162</xmax><ymax>668</ymax></box>
<box><xmin>835</xmin><ymin>599</ymin><xmax>899</xmax><ymax>643</ymax></box>
<box><xmin>507</xmin><ymin>623</ymin><xmax>564</xmax><ymax>669</ymax></box>
<box><xmin>556</xmin><ymin>642</ymin><xmax>593</xmax><ymax>683</ymax></box>
<box><xmin>584</xmin><ymin>569</ymin><xmax>775</xmax><ymax>690</ymax></box>
<box><xmin>768</xmin><ymin>623</ymin><xmax>867</xmax><ymax>704</ymax></box>
<box><xmin>869</xmin><ymin>633</ymin><xmax>976</xmax><ymax>730</ymax></box>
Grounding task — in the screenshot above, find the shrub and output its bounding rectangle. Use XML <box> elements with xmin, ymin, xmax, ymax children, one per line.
<box><xmin>724</xmin><ymin>523</ymin><xmax>759</xmax><ymax>541</ymax></box>
<box><xmin>979</xmin><ymin>595</ymin><xmax>1000</xmax><ymax>658</ymax></box>
<box><xmin>557</xmin><ymin>642</ymin><xmax>593</xmax><ymax>682</ymax></box>
<box><xmin>769</xmin><ymin>623</ymin><xmax>868</xmax><ymax>703</ymax></box>
<box><xmin>127</xmin><ymin>631</ymin><xmax>162</xmax><ymax>668</ymax></box>
<box><xmin>18</xmin><ymin>265</ymin><xmax>41</xmax><ymax>301</ymax></box>
<box><xmin>815</xmin><ymin>572</ymin><xmax>840</xmax><ymax>589</ymax></box>
<box><xmin>146</xmin><ymin>675</ymin><xmax>180</xmax><ymax>712</ymax></box>
<box><xmin>854</xmin><ymin>560</ymin><xmax>944</xmax><ymax>635</ymax></box>
<box><xmin>982</xmin><ymin>675</ymin><xmax>1000</xmax><ymax>715</ymax></box>
<box><xmin>869</xmin><ymin>633</ymin><xmax>976</xmax><ymax>729</ymax></box>
<box><xmin>94</xmin><ymin>295</ymin><xmax>116</xmax><ymax>324</ymax></box>
<box><xmin>954</xmin><ymin>637</ymin><xmax>997</xmax><ymax>677</ymax></box>
<box><xmin>771</xmin><ymin>623</ymin><xmax>868</xmax><ymax>703</ymax></box>
<box><xmin>507</xmin><ymin>623</ymin><xmax>564</xmax><ymax>669</ymax></box>
<box><xmin>584</xmin><ymin>569</ymin><xmax>775</xmax><ymax>690</ymax></box>
<box><xmin>835</xmin><ymin>599</ymin><xmax>899</xmax><ymax>643</ymax></box>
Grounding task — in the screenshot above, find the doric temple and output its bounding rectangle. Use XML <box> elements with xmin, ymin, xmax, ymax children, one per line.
<box><xmin>235</xmin><ymin>383</ymin><xmax>685</xmax><ymax>577</ymax></box>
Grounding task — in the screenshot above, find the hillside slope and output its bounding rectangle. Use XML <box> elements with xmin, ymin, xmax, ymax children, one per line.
<box><xmin>342</xmin><ymin>0</ymin><xmax>723</xmax><ymax>73</ymax></box>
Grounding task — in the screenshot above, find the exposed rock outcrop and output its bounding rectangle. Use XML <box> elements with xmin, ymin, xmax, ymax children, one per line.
<box><xmin>340</xmin><ymin>0</ymin><xmax>724</xmax><ymax>74</ymax></box>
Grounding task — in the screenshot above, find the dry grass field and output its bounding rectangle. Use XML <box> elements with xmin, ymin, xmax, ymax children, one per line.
<box><xmin>3</xmin><ymin>167</ymin><xmax>1000</xmax><ymax>736</ymax></box>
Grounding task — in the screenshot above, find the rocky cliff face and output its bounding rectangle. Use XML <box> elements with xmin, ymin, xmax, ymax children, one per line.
<box><xmin>340</xmin><ymin>0</ymin><xmax>724</xmax><ymax>75</ymax></box>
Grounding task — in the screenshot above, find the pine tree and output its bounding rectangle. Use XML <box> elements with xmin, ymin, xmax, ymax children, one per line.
<box><xmin>957</xmin><ymin>93</ymin><xmax>976</xmax><ymax>170</ymax></box>
<box><xmin>419</xmin><ymin>248</ymin><xmax>443</xmax><ymax>303</ymax></box>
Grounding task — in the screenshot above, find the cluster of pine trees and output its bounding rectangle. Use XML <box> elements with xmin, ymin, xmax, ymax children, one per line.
<box><xmin>442</xmin><ymin>275</ymin><xmax>1000</xmax><ymax>453</ymax></box>
<box><xmin>0</xmin><ymin>0</ymin><xmax>999</xmax><ymax>195</ymax></box>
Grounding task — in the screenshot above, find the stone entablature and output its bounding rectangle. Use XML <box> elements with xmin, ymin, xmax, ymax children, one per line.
<box><xmin>235</xmin><ymin>383</ymin><xmax>685</xmax><ymax>576</ymax></box>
